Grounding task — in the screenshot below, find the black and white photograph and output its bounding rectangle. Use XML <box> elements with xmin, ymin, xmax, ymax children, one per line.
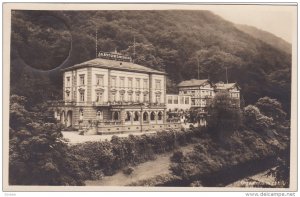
<box><xmin>3</xmin><ymin>3</ymin><xmax>297</xmax><ymax>192</ymax></box>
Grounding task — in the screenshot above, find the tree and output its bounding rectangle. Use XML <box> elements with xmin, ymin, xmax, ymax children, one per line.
<box><xmin>255</xmin><ymin>97</ymin><xmax>287</xmax><ymax>122</ymax></box>
<box><xmin>9</xmin><ymin>95</ymin><xmax>85</xmax><ymax>185</ymax></box>
<box><xmin>207</xmin><ymin>91</ymin><xmax>242</xmax><ymax>140</ymax></box>
<box><xmin>243</xmin><ymin>105</ymin><xmax>274</xmax><ymax>134</ymax></box>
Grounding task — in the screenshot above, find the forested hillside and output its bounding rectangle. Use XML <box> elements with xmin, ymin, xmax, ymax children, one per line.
<box><xmin>10</xmin><ymin>10</ymin><xmax>291</xmax><ymax>113</ymax></box>
<box><xmin>235</xmin><ymin>24</ymin><xmax>292</xmax><ymax>54</ymax></box>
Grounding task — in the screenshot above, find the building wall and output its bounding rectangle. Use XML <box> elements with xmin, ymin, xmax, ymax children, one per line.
<box><xmin>150</xmin><ymin>74</ymin><xmax>165</xmax><ymax>104</ymax></box>
<box><xmin>166</xmin><ymin>94</ymin><xmax>191</xmax><ymax>110</ymax></box>
<box><xmin>178</xmin><ymin>83</ymin><xmax>214</xmax><ymax>108</ymax></box>
<box><xmin>63</xmin><ymin>67</ymin><xmax>166</xmax><ymax>105</ymax></box>
<box><xmin>109</xmin><ymin>70</ymin><xmax>150</xmax><ymax>103</ymax></box>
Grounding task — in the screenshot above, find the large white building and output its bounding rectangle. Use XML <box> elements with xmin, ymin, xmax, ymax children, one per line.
<box><xmin>52</xmin><ymin>51</ymin><xmax>180</xmax><ymax>134</ymax></box>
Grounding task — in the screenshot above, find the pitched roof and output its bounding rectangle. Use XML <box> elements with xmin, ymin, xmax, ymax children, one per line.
<box><xmin>215</xmin><ymin>82</ymin><xmax>239</xmax><ymax>90</ymax></box>
<box><xmin>62</xmin><ymin>58</ymin><xmax>166</xmax><ymax>75</ymax></box>
<box><xmin>178</xmin><ymin>79</ymin><xmax>209</xmax><ymax>87</ymax></box>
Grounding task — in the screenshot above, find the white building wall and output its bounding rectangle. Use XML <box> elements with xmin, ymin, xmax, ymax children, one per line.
<box><xmin>76</xmin><ymin>68</ymin><xmax>88</xmax><ymax>105</ymax></box>
<box><xmin>91</xmin><ymin>67</ymin><xmax>109</xmax><ymax>103</ymax></box>
<box><xmin>64</xmin><ymin>71</ymin><xmax>73</xmax><ymax>101</ymax></box>
<box><xmin>151</xmin><ymin>74</ymin><xmax>165</xmax><ymax>104</ymax></box>
<box><xmin>110</xmin><ymin>70</ymin><xmax>150</xmax><ymax>102</ymax></box>
<box><xmin>166</xmin><ymin>94</ymin><xmax>191</xmax><ymax>110</ymax></box>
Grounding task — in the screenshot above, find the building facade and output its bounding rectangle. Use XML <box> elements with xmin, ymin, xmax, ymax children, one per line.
<box><xmin>166</xmin><ymin>94</ymin><xmax>191</xmax><ymax>111</ymax></box>
<box><xmin>51</xmin><ymin>52</ymin><xmax>180</xmax><ymax>134</ymax></box>
<box><xmin>177</xmin><ymin>79</ymin><xmax>241</xmax><ymax>126</ymax></box>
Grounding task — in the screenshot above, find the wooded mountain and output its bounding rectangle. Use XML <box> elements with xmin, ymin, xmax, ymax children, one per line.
<box><xmin>10</xmin><ymin>10</ymin><xmax>291</xmax><ymax>113</ymax></box>
<box><xmin>235</xmin><ymin>24</ymin><xmax>292</xmax><ymax>54</ymax></box>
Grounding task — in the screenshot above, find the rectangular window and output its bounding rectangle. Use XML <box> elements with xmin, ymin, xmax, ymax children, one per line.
<box><xmin>155</xmin><ymin>80</ymin><xmax>161</xmax><ymax>90</ymax></box>
<box><xmin>120</xmin><ymin>77</ymin><xmax>125</xmax><ymax>88</ymax></box>
<box><xmin>191</xmin><ymin>99</ymin><xmax>195</xmax><ymax>105</ymax></box>
<box><xmin>156</xmin><ymin>94</ymin><xmax>161</xmax><ymax>103</ymax></box>
<box><xmin>128</xmin><ymin>78</ymin><xmax>133</xmax><ymax>89</ymax></box>
<box><xmin>184</xmin><ymin>90</ymin><xmax>187</xmax><ymax>94</ymax></box>
<box><xmin>143</xmin><ymin>79</ymin><xmax>148</xmax><ymax>89</ymax></box>
<box><xmin>167</xmin><ymin>96</ymin><xmax>172</xmax><ymax>104</ymax></box>
<box><xmin>180</xmin><ymin>96</ymin><xmax>184</xmax><ymax>104</ymax></box>
<box><xmin>66</xmin><ymin>77</ymin><xmax>70</xmax><ymax>87</ymax></box>
<box><xmin>144</xmin><ymin>94</ymin><xmax>148</xmax><ymax>102</ymax></box>
<box><xmin>96</xmin><ymin>74</ymin><xmax>104</xmax><ymax>86</ymax></box>
<box><xmin>120</xmin><ymin>94</ymin><xmax>124</xmax><ymax>102</ymax></box>
<box><xmin>136</xmin><ymin>78</ymin><xmax>140</xmax><ymax>89</ymax></box>
<box><xmin>111</xmin><ymin>94</ymin><xmax>116</xmax><ymax>102</ymax></box>
<box><xmin>79</xmin><ymin>74</ymin><xmax>85</xmax><ymax>85</ymax></box>
<box><xmin>96</xmin><ymin>92</ymin><xmax>102</xmax><ymax>103</ymax></box>
<box><xmin>111</xmin><ymin>77</ymin><xmax>116</xmax><ymax>88</ymax></box>
<box><xmin>80</xmin><ymin>92</ymin><xmax>84</xmax><ymax>102</ymax></box>
<box><xmin>128</xmin><ymin>94</ymin><xmax>133</xmax><ymax>102</ymax></box>
<box><xmin>185</xmin><ymin>97</ymin><xmax>189</xmax><ymax>104</ymax></box>
<box><xmin>174</xmin><ymin>96</ymin><xmax>178</xmax><ymax>104</ymax></box>
<box><xmin>136</xmin><ymin>94</ymin><xmax>140</xmax><ymax>102</ymax></box>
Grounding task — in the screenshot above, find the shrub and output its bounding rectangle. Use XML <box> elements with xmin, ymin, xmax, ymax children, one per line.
<box><xmin>70</xmin><ymin>129</ymin><xmax>203</xmax><ymax>179</ymax></box>
<box><xmin>244</xmin><ymin>105</ymin><xmax>274</xmax><ymax>133</ymax></box>
<box><xmin>123</xmin><ymin>167</ymin><xmax>134</xmax><ymax>175</ymax></box>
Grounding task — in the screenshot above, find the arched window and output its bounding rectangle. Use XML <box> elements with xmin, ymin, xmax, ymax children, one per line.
<box><xmin>112</xmin><ymin>111</ymin><xmax>119</xmax><ymax>120</ymax></box>
<box><xmin>150</xmin><ymin>112</ymin><xmax>156</xmax><ymax>121</ymax></box>
<box><xmin>134</xmin><ymin>111</ymin><xmax>139</xmax><ymax>121</ymax></box>
<box><xmin>143</xmin><ymin>112</ymin><xmax>149</xmax><ymax>122</ymax></box>
<box><xmin>158</xmin><ymin>111</ymin><xmax>163</xmax><ymax>121</ymax></box>
<box><xmin>125</xmin><ymin>112</ymin><xmax>131</xmax><ymax>122</ymax></box>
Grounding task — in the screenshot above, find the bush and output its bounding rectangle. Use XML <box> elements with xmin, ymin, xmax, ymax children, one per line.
<box><xmin>123</xmin><ymin>167</ymin><xmax>134</xmax><ymax>175</ymax></box>
<box><xmin>70</xmin><ymin>129</ymin><xmax>203</xmax><ymax>179</ymax></box>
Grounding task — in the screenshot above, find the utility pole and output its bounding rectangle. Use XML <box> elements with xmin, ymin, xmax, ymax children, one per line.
<box><xmin>197</xmin><ymin>57</ymin><xmax>199</xmax><ymax>80</ymax></box>
<box><xmin>133</xmin><ymin>35</ymin><xmax>136</xmax><ymax>64</ymax></box>
<box><xmin>95</xmin><ymin>26</ymin><xmax>98</xmax><ymax>58</ymax></box>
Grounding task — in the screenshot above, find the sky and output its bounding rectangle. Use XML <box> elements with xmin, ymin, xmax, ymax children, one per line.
<box><xmin>206</xmin><ymin>5</ymin><xmax>296</xmax><ymax>43</ymax></box>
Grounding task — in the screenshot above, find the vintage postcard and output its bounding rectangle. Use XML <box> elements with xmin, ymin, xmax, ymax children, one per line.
<box><xmin>2</xmin><ymin>3</ymin><xmax>297</xmax><ymax>192</ymax></box>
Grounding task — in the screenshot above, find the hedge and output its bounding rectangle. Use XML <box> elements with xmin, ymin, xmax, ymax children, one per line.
<box><xmin>69</xmin><ymin>128</ymin><xmax>206</xmax><ymax>180</ymax></box>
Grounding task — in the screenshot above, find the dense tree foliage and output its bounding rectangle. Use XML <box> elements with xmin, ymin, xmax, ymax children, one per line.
<box><xmin>255</xmin><ymin>97</ymin><xmax>287</xmax><ymax>122</ymax></box>
<box><xmin>70</xmin><ymin>128</ymin><xmax>204</xmax><ymax>177</ymax></box>
<box><xmin>207</xmin><ymin>92</ymin><xmax>242</xmax><ymax>140</ymax></box>
<box><xmin>11</xmin><ymin>10</ymin><xmax>291</xmax><ymax>113</ymax></box>
<box><xmin>243</xmin><ymin>105</ymin><xmax>274</xmax><ymax>134</ymax></box>
<box><xmin>9</xmin><ymin>95</ymin><xmax>85</xmax><ymax>185</ymax></box>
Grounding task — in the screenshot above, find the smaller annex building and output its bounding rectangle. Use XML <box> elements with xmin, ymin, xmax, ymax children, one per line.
<box><xmin>50</xmin><ymin>51</ymin><xmax>180</xmax><ymax>134</ymax></box>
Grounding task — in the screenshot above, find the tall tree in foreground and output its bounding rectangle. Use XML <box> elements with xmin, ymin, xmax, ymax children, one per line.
<box><xmin>207</xmin><ymin>91</ymin><xmax>242</xmax><ymax>141</ymax></box>
<box><xmin>9</xmin><ymin>95</ymin><xmax>85</xmax><ymax>185</ymax></box>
